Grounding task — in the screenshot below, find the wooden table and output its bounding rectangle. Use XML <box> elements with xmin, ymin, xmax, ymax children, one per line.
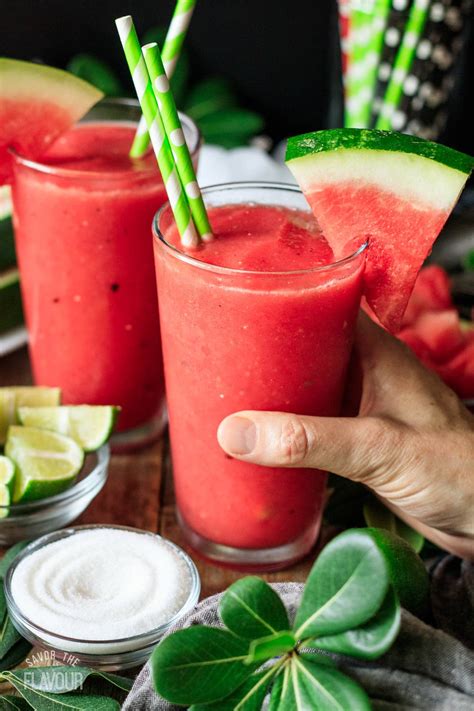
<box><xmin>0</xmin><ymin>347</ymin><xmax>318</xmax><ymax>598</ymax></box>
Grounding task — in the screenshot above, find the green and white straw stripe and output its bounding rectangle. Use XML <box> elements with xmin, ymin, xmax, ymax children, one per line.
<box><xmin>162</xmin><ymin>0</ymin><xmax>197</xmax><ymax>76</ymax></box>
<box><xmin>376</xmin><ymin>0</ymin><xmax>431</xmax><ymax>130</ymax></box>
<box><xmin>345</xmin><ymin>3</ymin><xmax>373</xmax><ymax>127</ymax></box>
<box><xmin>130</xmin><ymin>0</ymin><xmax>197</xmax><ymax>158</ymax></box>
<box><xmin>143</xmin><ymin>42</ymin><xmax>212</xmax><ymax>242</ymax></box>
<box><xmin>362</xmin><ymin>0</ymin><xmax>391</xmax><ymax>125</ymax></box>
<box><xmin>129</xmin><ymin>115</ymin><xmax>149</xmax><ymax>159</ymax></box>
<box><xmin>116</xmin><ymin>15</ymin><xmax>199</xmax><ymax>249</ymax></box>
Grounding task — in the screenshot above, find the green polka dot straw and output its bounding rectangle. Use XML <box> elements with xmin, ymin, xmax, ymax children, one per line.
<box><xmin>130</xmin><ymin>0</ymin><xmax>197</xmax><ymax>159</ymax></box>
<box><xmin>143</xmin><ymin>42</ymin><xmax>212</xmax><ymax>243</ymax></box>
<box><xmin>376</xmin><ymin>0</ymin><xmax>431</xmax><ymax>130</ymax></box>
<box><xmin>116</xmin><ymin>15</ymin><xmax>200</xmax><ymax>249</ymax></box>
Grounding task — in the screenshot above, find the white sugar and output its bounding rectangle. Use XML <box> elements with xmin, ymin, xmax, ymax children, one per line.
<box><xmin>11</xmin><ymin>529</ymin><xmax>193</xmax><ymax>641</ymax></box>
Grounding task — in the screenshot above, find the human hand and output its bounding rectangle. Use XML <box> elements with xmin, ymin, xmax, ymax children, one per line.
<box><xmin>217</xmin><ymin>312</ymin><xmax>474</xmax><ymax>559</ymax></box>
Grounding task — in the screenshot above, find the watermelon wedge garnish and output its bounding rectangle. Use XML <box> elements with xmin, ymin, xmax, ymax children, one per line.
<box><xmin>285</xmin><ymin>129</ymin><xmax>474</xmax><ymax>332</ymax></box>
<box><xmin>0</xmin><ymin>58</ymin><xmax>103</xmax><ymax>184</ymax></box>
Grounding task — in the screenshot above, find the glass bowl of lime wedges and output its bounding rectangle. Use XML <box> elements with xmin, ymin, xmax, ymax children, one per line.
<box><xmin>0</xmin><ymin>388</ymin><xmax>115</xmax><ymax>544</ymax></box>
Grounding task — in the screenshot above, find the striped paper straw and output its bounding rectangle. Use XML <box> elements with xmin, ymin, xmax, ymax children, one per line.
<box><xmin>143</xmin><ymin>42</ymin><xmax>212</xmax><ymax>242</ymax></box>
<box><xmin>116</xmin><ymin>15</ymin><xmax>199</xmax><ymax>249</ymax></box>
<box><xmin>358</xmin><ymin>0</ymin><xmax>391</xmax><ymax>126</ymax></box>
<box><xmin>376</xmin><ymin>0</ymin><xmax>431</xmax><ymax>130</ymax></box>
<box><xmin>338</xmin><ymin>0</ymin><xmax>351</xmax><ymax>80</ymax></box>
<box><xmin>130</xmin><ymin>0</ymin><xmax>197</xmax><ymax>158</ymax></box>
<box><xmin>344</xmin><ymin>2</ymin><xmax>374</xmax><ymax>127</ymax></box>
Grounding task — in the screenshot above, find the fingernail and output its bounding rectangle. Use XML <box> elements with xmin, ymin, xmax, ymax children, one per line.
<box><xmin>218</xmin><ymin>416</ymin><xmax>256</xmax><ymax>455</ymax></box>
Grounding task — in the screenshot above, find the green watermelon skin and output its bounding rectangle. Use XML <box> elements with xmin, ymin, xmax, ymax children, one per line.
<box><xmin>286</xmin><ymin>129</ymin><xmax>473</xmax><ymax>332</ymax></box>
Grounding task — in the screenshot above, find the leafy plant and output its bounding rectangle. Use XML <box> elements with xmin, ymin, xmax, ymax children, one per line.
<box><xmin>0</xmin><ymin>543</ymin><xmax>132</xmax><ymax>710</ymax></box>
<box><xmin>66</xmin><ymin>55</ymin><xmax>125</xmax><ymax>97</ymax></box>
<box><xmin>363</xmin><ymin>498</ymin><xmax>424</xmax><ymax>553</ymax></box>
<box><xmin>0</xmin><ymin>667</ymin><xmax>133</xmax><ymax>710</ymax></box>
<box><xmin>151</xmin><ymin>527</ymin><xmax>429</xmax><ymax>709</ymax></box>
<box><xmin>0</xmin><ymin>541</ymin><xmax>31</xmax><ymax>669</ymax></box>
<box><xmin>324</xmin><ymin>474</ymin><xmax>425</xmax><ymax>554</ymax></box>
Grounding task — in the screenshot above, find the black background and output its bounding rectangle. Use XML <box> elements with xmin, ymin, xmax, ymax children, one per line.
<box><xmin>0</xmin><ymin>0</ymin><xmax>472</xmax><ymax>152</ymax></box>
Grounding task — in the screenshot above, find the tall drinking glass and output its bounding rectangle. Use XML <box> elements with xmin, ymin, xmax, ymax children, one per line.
<box><xmin>153</xmin><ymin>182</ymin><xmax>366</xmax><ymax>569</ymax></box>
<box><xmin>11</xmin><ymin>99</ymin><xmax>200</xmax><ymax>450</ymax></box>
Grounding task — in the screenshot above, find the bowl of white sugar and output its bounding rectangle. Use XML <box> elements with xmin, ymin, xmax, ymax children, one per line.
<box><xmin>4</xmin><ymin>525</ymin><xmax>201</xmax><ymax>670</ymax></box>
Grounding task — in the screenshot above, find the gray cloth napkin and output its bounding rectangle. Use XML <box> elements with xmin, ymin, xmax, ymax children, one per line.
<box><xmin>123</xmin><ymin>581</ymin><xmax>474</xmax><ymax>711</ymax></box>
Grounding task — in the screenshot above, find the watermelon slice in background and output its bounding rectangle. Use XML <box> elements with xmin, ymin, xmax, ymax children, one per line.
<box><xmin>285</xmin><ymin>129</ymin><xmax>474</xmax><ymax>332</ymax></box>
<box><xmin>0</xmin><ymin>58</ymin><xmax>103</xmax><ymax>184</ymax></box>
<box><xmin>395</xmin><ymin>266</ymin><xmax>474</xmax><ymax>400</ymax></box>
<box><xmin>401</xmin><ymin>265</ymin><xmax>452</xmax><ymax>327</ymax></box>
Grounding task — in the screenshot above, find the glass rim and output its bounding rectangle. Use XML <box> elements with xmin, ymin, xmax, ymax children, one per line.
<box><xmin>153</xmin><ymin>181</ymin><xmax>368</xmax><ymax>277</ymax></box>
<box><xmin>4</xmin><ymin>524</ymin><xmax>201</xmax><ymax>647</ymax></box>
<box><xmin>9</xmin><ymin>97</ymin><xmax>201</xmax><ymax>180</ymax></box>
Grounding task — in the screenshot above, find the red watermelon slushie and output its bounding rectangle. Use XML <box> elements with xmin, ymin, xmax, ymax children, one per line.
<box><xmin>154</xmin><ymin>183</ymin><xmax>366</xmax><ymax>569</ymax></box>
<box><xmin>10</xmin><ymin>100</ymin><xmax>200</xmax><ymax>449</ymax></box>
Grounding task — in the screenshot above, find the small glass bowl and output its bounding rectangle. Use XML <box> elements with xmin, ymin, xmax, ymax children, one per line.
<box><xmin>4</xmin><ymin>525</ymin><xmax>201</xmax><ymax>671</ymax></box>
<box><xmin>0</xmin><ymin>446</ymin><xmax>109</xmax><ymax>545</ymax></box>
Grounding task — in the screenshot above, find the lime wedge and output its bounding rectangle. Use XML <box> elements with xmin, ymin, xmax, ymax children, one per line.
<box><xmin>5</xmin><ymin>426</ymin><xmax>84</xmax><ymax>504</ymax></box>
<box><xmin>0</xmin><ymin>454</ymin><xmax>15</xmax><ymax>489</ymax></box>
<box><xmin>0</xmin><ymin>455</ymin><xmax>15</xmax><ymax>517</ymax></box>
<box><xmin>0</xmin><ymin>389</ymin><xmax>16</xmax><ymax>446</ymax></box>
<box><xmin>0</xmin><ymin>386</ymin><xmax>61</xmax><ymax>445</ymax></box>
<box><xmin>18</xmin><ymin>405</ymin><xmax>117</xmax><ymax>452</ymax></box>
<box><xmin>0</xmin><ymin>484</ymin><xmax>10</xmax><ymax>518</ymax></box>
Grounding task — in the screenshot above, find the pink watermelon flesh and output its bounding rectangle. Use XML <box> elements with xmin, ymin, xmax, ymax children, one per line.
<box><xmin>0</xmin><ymin>99</ymin><xmax>78</xmax><ymax>184</ymax></box>
<box><xmin>401</xmin><ymin>265</ymin><xmax>452</xmax><ymax>326</ymax></box>
<box><xmin>304</xmin><ymin>182</ymin><xmax>450</xmax><ymax>333</ymax></box>
<box><xmin>411</xmin><ymin>310</ymin><xmax>464</xmax><ymax>362</ymax></box>
<box><xmin>395</xmin><ymin>266</ymin><xmax>474</xmax><ymax>398</ymax></box>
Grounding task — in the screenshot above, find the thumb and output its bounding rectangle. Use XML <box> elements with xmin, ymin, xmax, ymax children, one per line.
<box><xmin>217</xmin><ymin>410</ymin><xmax>405</xmax><ymax>486</ymax></box>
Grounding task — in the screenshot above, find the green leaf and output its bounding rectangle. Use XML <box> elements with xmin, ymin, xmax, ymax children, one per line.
<box><xmin>362</xmin><ymin>528</ymin><xmax>429</xmax><ymax>614</ymax></box>
<box><xmin>0</xmin><ymin>616</ymin><xmax>22</xmax><ymax>660</ymax></box>
<box><xmin>307</xmin><ymin>587</ymin><xmax>401</xmax><ymax>660</ymax></box>
<box><xmin>463</xmin><ymin>248</ymin><xmax>474</xmax><ymax>271</ymax></box>
<box><xmin>220</xmin><ymin>577</ymin><xmax>290</xmax><ymax>640</ymax></box>
<box><xmin>363</xmin><ymin>499</ymin><xmax>424</xmax><ymax>553</ymax></box>
<box><xmin>268</xmin><ymin>669</ymin><xmax>285</xmax><ymax>710</ymax></box>
<box><xmin>8</xmin><ymin>667</ymin><xmax>133</xmax><ymax>693</ymax></box>
<box><xmin>0</xmin><ymin>639</ymin><xmax>32</xmax><ymax>672</ymax></box>
<box><xmin>294</xmin><ymin>529</ymin><xmax>390</xmax><ymax>640</ymax></box>
<box><xmin>2</xmin><ymin>676</ymin><xmax>119</xmax><ymax>711</ymax></box>
<box><xmin>245</xmin><ymin>632</ymin><xmax>296</xmax><ymax>665</ymax></box>
<box><xmin>197</xmin><ymin>109</ymin><xmax>264</xmax><ymax>146</ymax></box>
<box><xmin>298</xmin><ymin>652</ymin><xmax>335</xmax><ymax>667</ymax></box>
<box><xmin>185</xmin><ymin>78</ymin><xmax>237</xmax><ymax>121</ymax></box>
<box><xmin>0</xmin><ymin>541</ymin><xmax>29</xmax><ymax>580</ymax></box>
<box><xmin>151</xmin><ymin>626</ymin><xmax>257</xmax><ymax>705</ymax></box>
<box><xmin>0</xmin><ymin>583</ymin><xmax>6</xmax><ymax>623</ymax></box>
<box><xmin>190</xmin><ymin>667</ymin><xmax>278</xmax><ymax>710</ymax></box>
<box><xmin>0</xmin><ymin>696</ymin><xmax>31</xmax><ymax>711</ymax></box>
<box><xmin>66</xmin><ymin>55</ymin><xmax>124</xmax><ymax>97</ymax></box>
<box><xmin>284</xmin><ymin>657</ymin><xmax>372</xmax><ymax>711</ymax></box>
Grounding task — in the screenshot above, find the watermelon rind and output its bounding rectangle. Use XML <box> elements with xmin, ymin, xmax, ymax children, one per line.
<box><xmin>0</xmin><ymin>58</ymin><xmax>103</xmax><ymax>113</ymax></box>
<box><xmin>286</xmin><ymin>128</ymin><xmax>474</xmax><ymax>175</ymax></box>
<box><xmin>286</xmin><ymin>131</ymin><xmax>472</xmax><ymax>213</ymax></box>
<box><xmin>0</xmin><ymin>58</ymin><xmax>103</xmax><ymax>183</ymax></box>
<box><xmin>285</xmin><ymin>128</ymin><xmax>473</xmax><ymax>332</ymax></box>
